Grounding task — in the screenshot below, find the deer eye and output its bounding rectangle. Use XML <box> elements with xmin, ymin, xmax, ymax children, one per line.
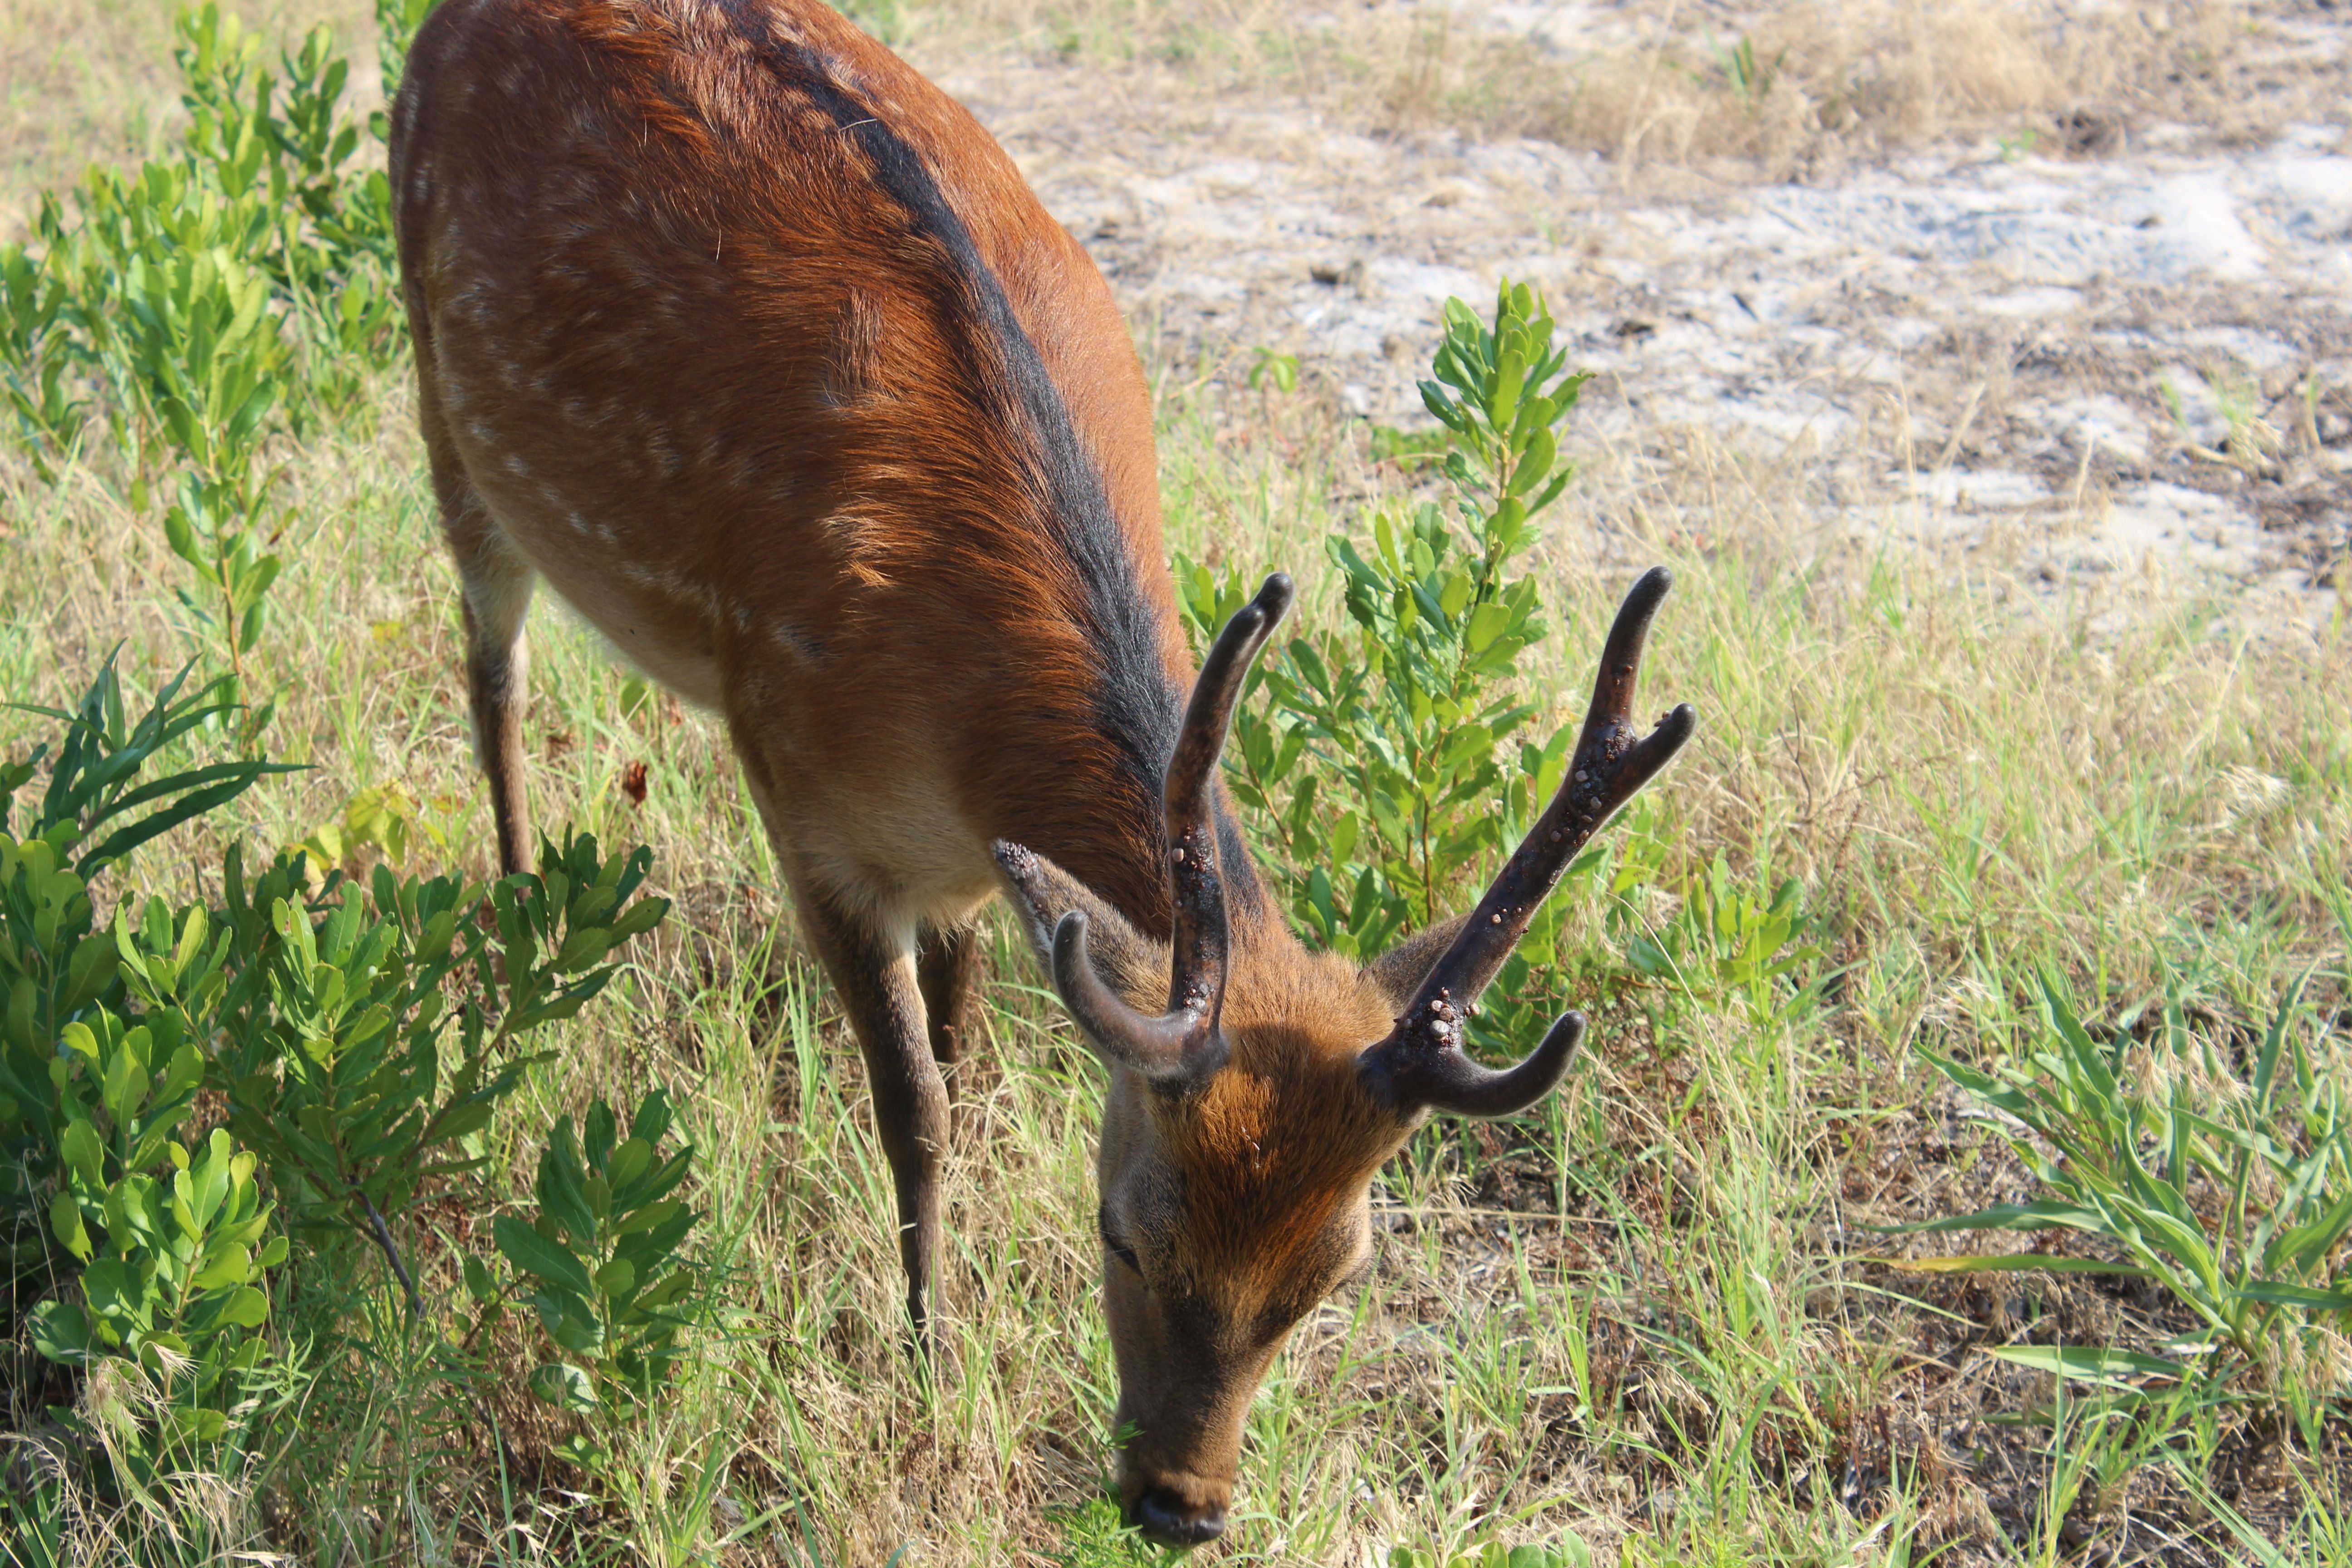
<box><xmin>1097</xmin><ymin>1205</ymin><xmax>1142</xmax><ymax>1274</ymax></box>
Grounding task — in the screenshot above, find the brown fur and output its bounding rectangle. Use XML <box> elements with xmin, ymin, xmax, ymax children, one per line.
<box><xmin>397</xmin><ymin>0</ymin><xmax>1190</xmax><ymax>924</ymax></box>
<box><xmin>998</xmin><ymin>852</ymin><xmax>1436</xmax><ymax>1533</ymax></box>
<box><xmin>394</xmin><ymin>0</ymin><xmax>1458</xmax><ymax>1542</ymax></box>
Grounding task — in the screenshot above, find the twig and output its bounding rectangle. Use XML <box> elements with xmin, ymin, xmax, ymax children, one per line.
<box><xmin>359</xmin><ymin>1189</ymin><xmax>422</xmax><ymax>1320</ymax></box>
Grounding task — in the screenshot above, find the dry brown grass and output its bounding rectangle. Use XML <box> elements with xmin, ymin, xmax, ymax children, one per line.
<box><xmin>917</xmin><ymin>0</ymin><xmax>2339</xmax><ymax>181</ymax></box>
<box><xmin>1402</xmin><ymin>0</ymin><xmax>2315</xmax><ymax>179</ymax></box>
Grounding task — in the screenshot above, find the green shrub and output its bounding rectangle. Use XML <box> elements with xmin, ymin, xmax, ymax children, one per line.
<box><xmin>0</xmin><ymin>658</ymin><xmax>295</xmax><ymax>1313</ymax></box>
<box><xmin>1391</xmin><ymin>1542</ymin><xmax>1593</xmax><ymax>1568</ymax></box>
<box><xmin>31</xmin><ymin>1120</ymin><xmax>282</xmax><ymax>1466</ymax></box>
<box><xmin>1185</xmin><ymin>286</ymin><xmax>1827</xmax><ymax>1070</ymax></box>
<box><xmin>3</xmin><ymin>655</ymin><xmax>672</xmax><ymax>1495</ymax></box>
<box><xmin>1179</xmin><ymin>283</ymin><xmax>1586</xmax><ymax>974</ymax></box>
<box><xmin>0</xmin><ymin>3</ymin><xmax>711</xmax><ymax>1525</ymax></box>
<box><xmin>0</xmin><ymin>660</ymin><xmax>299</xmax><ymax>1465</ymax></box>
<box><xmin>1622</xmin><ymin>849</ymin><xmax>1825</xmax><ymax>1025</ymax></box>
<box><xmin>202</xmin><ymin>830</ymin><xmax>670</xmax><ymax>1307</ymax></box>
<box><xmin>1889</xmin><ymin>972</ymin><xmax>2352</xmax><ymax>1423</ymax></box>
<box><xmin>0</xmin><ymin>2</ymin><xmax>413</xmax><ymax>687</ymax></box>
<box><xmin>479</xmin><ymin>1086</ymin><xmax>710</xmax><ymax>1446</ymax></box>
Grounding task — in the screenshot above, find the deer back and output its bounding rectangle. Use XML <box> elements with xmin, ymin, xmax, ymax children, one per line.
<box><xmin>393</xmin><ymin>0</ymin><xmax>1201</xmax><ymax>922</ymax></box>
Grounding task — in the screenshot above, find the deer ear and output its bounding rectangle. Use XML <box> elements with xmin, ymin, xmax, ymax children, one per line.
<box><xmin>991</xmin><ymin>841</ymin><xmax>1166</xmax><ymax>1011</ymax></box>
<box><xmin>1360</xmin><ymin>914</ymin><xmax>1473</xmax><ymax>1012</ymax></box>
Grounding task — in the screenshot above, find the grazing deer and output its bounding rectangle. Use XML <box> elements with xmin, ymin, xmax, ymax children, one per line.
<box><xmin>392</xmin><ymin>0</ymin><xmax>1694</xmax><ymax>1544</ymax></box>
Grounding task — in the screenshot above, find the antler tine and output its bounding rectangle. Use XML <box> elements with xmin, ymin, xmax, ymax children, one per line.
<box><xmin>1052</xmin><ymin>573</ymin><xmax>1294</xmax><ymax>1087</ymax></box>
<box><xmin>1163</xmin><ymin>573</ymin><xmax>1292</xmax><ymax>1022</ymax></box>
<box><xmin>1360</xmin><ymin>566</ymin><xmax>1695</xmax><ymax>1119</ymax></box>
<box><xmin>1051</xmin><ymin>910</ymin><xmax>1201</xmax><ymax>1080</ymax></box>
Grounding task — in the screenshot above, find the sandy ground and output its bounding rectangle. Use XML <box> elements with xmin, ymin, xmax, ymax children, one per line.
<box><xmin>917</xmin><ymin>7</ymin><xmax>2352</xmax><ymax>640</ymax></box>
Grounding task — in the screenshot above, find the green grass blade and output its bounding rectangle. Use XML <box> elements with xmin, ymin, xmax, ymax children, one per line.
<box><xmin>1857</xmin><ymin>1254</ymin><xmax>2154</xmax><ymax>1278</ymax></box>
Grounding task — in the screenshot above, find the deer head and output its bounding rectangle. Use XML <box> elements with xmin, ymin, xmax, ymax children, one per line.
<box><xmin>995</xmin><ymin>568</ymin><xmax>1694</xmax><ymax>1546</ymax></box>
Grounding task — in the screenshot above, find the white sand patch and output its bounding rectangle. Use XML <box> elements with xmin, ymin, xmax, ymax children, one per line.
<box><xmin>965</xmin><ymin>65</ymin><xmax>2347</xmax><ymax>620</ymax></box>
<box><xmin>2048</xmin><ymin>396</ymin><xmax>2154</xmax><ymax>468</ymax></box>
<box><xmin>1978</xmin><ymin>287</ymin><xmax>2086</xmax><ymax>318</ymax></box>
<box><xmin>2066</xmin><ymin>483</ymin><xmax>2270</xmax><ymax>577</ymax></box>
<box><xmin>1901</xmin><ymin>470</ymin><xmax>2053</xmax><ymax>509</ymax></box>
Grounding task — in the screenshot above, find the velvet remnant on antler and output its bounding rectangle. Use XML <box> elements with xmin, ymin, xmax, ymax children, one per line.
<box><xmin>1357</xmin><ymin>565</ymin><xmax>1696</xmax><ymax>1119</ymax></box>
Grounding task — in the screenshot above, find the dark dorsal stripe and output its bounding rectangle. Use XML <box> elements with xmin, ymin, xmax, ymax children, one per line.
<box><xmin>708</xmin><ymin>0</ymin><xmax>1262</xmax><ymax>918</ymax></box>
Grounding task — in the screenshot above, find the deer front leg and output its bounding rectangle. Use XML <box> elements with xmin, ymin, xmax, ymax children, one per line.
<box><xmin>794</xmin><ymin>879</ymin><xmax>952</xmax><ymax>1350</ymax></box>
<box><xmin>735</xmin><ymin>746</ymin><xmax>952</xmax><ymax>1350</ymax></box>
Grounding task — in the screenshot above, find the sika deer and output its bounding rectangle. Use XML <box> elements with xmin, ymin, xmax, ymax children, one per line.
<box><xmin>391</xmin><ymin>0</ymin><xmax>1694</xmax><ymax>1544</ymax></box>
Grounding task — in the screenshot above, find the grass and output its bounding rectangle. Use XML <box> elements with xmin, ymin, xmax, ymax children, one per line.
<box><xmin>4</xmin><ymin>2</ymin><xmax>2351</xmax><ymax>1565</ymax></box>
<box><xmin>0</xmin><ymin>0</ymin><xmax>375</xmax><ymax>229</ymax></box>
<box><xmin>901</xmin><ymin>0</ymin><xmax>2338</xmax><ymax>183</ymax></box>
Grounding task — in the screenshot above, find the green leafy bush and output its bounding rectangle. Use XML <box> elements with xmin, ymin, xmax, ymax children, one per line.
<box><xmin>0</xmin><ymin>658</ymin><xmax>295</xmax><ymax>1309</ymax></box>
<box><xmin>0</xmin><ymin>2</ymin><xmax>413</xmax><ymax>685</ymax></box>
<box><xmin>1183</xmin><ymin>286</ymin><xmax>1828</xmax><ymax>1081</ymax></box>
<box><xmin>1185</xmin><ymin>286</ymin><xmax>1824</xmax><ymax>1067</ymax></box>
<box><xmin>1622</xmin><ymin>850</ymin><xmax>1824</xmax><ymax>1024</ymax></box>
<box><xmin>1179</xmin><ymin>281</ymin><xmax>1587</xmax><ymax>967</ymax></box>
<box><xmin>503</xmin><ymin>1088</ymin><xmax>705</xmax><ymax>1400</ymax></box>
<box><xmin>478</xmin><ymin>1088</ymin><xmax>710</xmax><ymax>1459</ymax></box>
<box><xmin>0</xmin><ymin>661</ymin><xmax>298</xmax><ymax>1464</ymax></box>
<box><xmin>0</xmin><ymin>4</ymin><xmax>714</xmax><ymax>1526</ymax></box>
<box><xmin>3</xmin><ymin>655</ymin><xmax>673</xmax><ymax>1493</ymax></box>
<box><xmin>202</xmin><ymin>831</ymin><xmax>670</xmax><ymax>1304</ymax></box>
<box><xmin>1391</xmin><ymin>1540</ymin><xmax>1593</xmax><ymax>1568</ymax></box>
<box><xmin>1186</xmin><ymin>281</ymin><xmax>1745</xmax><ymax>1062</ymax></box>
<box><xmin>32</xmin><ymin>1121</ymin><xmax>282</xmax><ymax>1462</ymax></box>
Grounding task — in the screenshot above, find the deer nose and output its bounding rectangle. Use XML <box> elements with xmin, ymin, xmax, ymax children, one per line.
<box><xmin>1131</xmin><ymin>1488</ymin><xmax>1227</xmax><ymax>1546</ymax></box>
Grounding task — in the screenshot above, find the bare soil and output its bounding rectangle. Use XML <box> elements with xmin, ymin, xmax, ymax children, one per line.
<box><xmin>917</xmin><ymin>4</ymin><xmax>2351</xmax><ymax>642</ymax></box>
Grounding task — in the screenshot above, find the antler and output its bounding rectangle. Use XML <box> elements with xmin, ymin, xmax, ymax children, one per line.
<box><xmin>1358</xmin><ymin>566</ymin><xmax>1696</xmax><ymax>1119</ymax></box>
<box><xmin>1052</xmin><ymin>573</ymin><xmax>1294</xmax><ymax>1089</ymax></box>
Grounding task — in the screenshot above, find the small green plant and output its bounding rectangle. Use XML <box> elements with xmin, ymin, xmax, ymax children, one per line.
<box><xmin>296</xmin><ymin>778</ymin><xmax>444</xmax><ymax>878</ymax></box>
<box><xmin>1684</xmin><ymin>33</ymin><xmax>1785</xmax><ymax>115</ymax></box>
<box><xmin>0</xmin><ymin>652</ymin><xmax>297</xmax><ymax>876</ymax></box>
<box><xmin>1622</xmin><ymin>851</ymin><xmax>1824</xmax><ymax>1024</ymax></box>
<box><xmin>1182</xmin><ymin>280</ymin><xmax>1600</xmax><ymax>1051</ymax></box>
<box><xmin>1049</xmin><ymin>1498</ymin><xmax>1156</xmax><ymax>1565</ymax></box>
<box><xmin>0</xmin><ymin>3</ymin><xmax>407</xmax><ymax>686</ymax></box>
<box><xmin>133</xmin><ymin>249</ymin><xmax>292</xmax><ymax>693</ymax></box>
<box><xmin>31</xmin><ymin>1120</ymin><xmax>283</xmax><ymax>1466</ymax></box>
<box><xmin>1390</xmin><ymin>1540</ymin><xmax>1593</xmax><ymax>1568</ymax></box>
<box><xmin>1997</xmin><ymin>126</ymin><xmax>2042</xmax><ymax>162</ymax></box>
<box><xmin>2210</xmin><ymin>369</ymin><xmax>2279</xmax><ymax>475</ymax></box>
<box><xmin>0</xmin><ymin>243</ymin><xmax>78</xmax><ymax>442</ymax></box>
<box><xmin>479</xmin><ymin>1088</ymin><xmax>708</xmax><ymax>1453</ymax></box>
<box><xmin>0</xmin><ymin>1483</ymin><xmax>69</xmax><ymax>1568</ymax></box>
<box><xmin>2159</xmin><ymin>367</ymin><xmax>2280</xmax><ymax>477</ymax></box>
<box><xmin>1367</xmin><ymin>421</ymin><xmax>1450</xmax><ymax>470</ymax></box>
<box><xmin>1887</xmin><ymin>972</ymin><xmax>2352</xmax><ymax>1411</ymax></box>
<box><xmin>1246</xmin><ymin>346</ymin><xmax>1301</xmax><ymax>396</ymax></box>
